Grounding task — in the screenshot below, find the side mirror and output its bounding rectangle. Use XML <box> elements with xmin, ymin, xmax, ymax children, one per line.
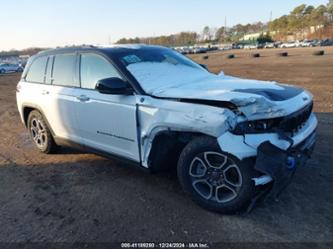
<box><xmin>96</xmin><ymin>77</ymin><xmax>133</xmax><ymax>95</ymax></box>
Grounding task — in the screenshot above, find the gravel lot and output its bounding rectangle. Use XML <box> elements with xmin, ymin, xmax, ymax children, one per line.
<box><xmin>0</xmin><ymin>47</ymin><xmax>332</xmax><ymax>245</ymax></box>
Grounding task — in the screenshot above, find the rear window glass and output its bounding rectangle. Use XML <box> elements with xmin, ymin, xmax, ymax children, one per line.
<box><xmin>52</xmin><ymin>54</ymin><xmax>77</xmax><ymax>87</ymax></box>
<box><xmin>26</xmin><ymin>56</ymin><xmax>48</xmax><ymax>83</ymax></box>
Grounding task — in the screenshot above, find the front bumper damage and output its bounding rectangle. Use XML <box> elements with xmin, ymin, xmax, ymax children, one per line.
<box><xmin>255</xmin><ymin>130</ymin><xmax>316</xmax><ymax>198</ymax></box>
<box><xmin>217</xmin><ymin>113</ymin><xmax>318</xmax><ymax>199</ymax></box>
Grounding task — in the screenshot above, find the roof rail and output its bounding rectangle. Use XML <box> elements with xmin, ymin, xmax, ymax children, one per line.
<box><xmin>36</xmin><ymin>45</ymin><xmax>98</xmax><ymax>55</ymax></box>
<box><xmin>58</xmin><ymin>44</ymin><xmax>98</xmax><ymax>49</ymax></box>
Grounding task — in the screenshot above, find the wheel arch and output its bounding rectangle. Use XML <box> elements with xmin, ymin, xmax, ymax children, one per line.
<box><xmin>147</xmin><ymin>130</ymin><xmax>215</xmax><ymax>173</ymax></box>
<box><xmin>23</xmin><ymin>106</ymin><xmax>35</xmax><ymax>127</ymax></box>
<box><xmin>22</xmin><ymin>105</ymin><xmax>56</xmax><ymax>137</ymax></box>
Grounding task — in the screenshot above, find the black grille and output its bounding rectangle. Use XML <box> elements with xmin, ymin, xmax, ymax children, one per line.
<box><xmin>279</xmin><ymin>102</ymin><xmax>313</xmax><ymax>134</ymax></box>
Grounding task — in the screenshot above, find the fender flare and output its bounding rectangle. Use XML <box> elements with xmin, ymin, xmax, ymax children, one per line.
<box><xmin>140</xmin><ymin>125</ymin><xmax>218</xmax><ymax>168</ymax></box>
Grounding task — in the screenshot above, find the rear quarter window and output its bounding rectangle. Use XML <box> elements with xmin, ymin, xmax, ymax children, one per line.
<box><xmin>25</xmin><ymin>56</ymin><xmax>48</xmax><ymax>83</ymax></box>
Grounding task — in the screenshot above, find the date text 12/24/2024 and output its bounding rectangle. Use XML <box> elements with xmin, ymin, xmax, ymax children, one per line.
<box><xmin>120</xmin><ymin>242</ymin><xmax>209</xmax><ymax>248</ymax></box>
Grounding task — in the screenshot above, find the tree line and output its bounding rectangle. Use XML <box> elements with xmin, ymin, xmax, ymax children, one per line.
<box><xmin>116</xmin><ymin>1</ymin><xmax>333</xmax><ymax>46</ymax></box>
<box><xmin>269</xmin><ymin>3</ymin><xmax>333</xmax><ymax>36</ymax></box>
<box><xmin>0</xmin><ymin>48</ymin><xmax>45</xmax><ymax>57</ymax></box>
<box><xmin>116</xmin><ymin>22</ymin><xmax>268</xmax><ymax>46</ymax></box>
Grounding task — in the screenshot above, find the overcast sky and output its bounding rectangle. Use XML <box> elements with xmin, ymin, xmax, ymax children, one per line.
<box><xmin>0</xmin><ymin>0</ymin><xmax>327</xmax><ymax>50</ymax></box>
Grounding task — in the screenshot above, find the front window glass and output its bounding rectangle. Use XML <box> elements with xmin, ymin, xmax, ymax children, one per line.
<box><xmin>80</xmin><ymin>53</ymin><xmax>122</xmax><ymax>89</ymax></box>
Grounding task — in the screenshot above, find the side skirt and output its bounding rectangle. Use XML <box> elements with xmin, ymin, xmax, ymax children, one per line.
<box><xmin>54</xmin><ymin>137</ymin><xmax>150</xmax><ymax>173</ymax></box>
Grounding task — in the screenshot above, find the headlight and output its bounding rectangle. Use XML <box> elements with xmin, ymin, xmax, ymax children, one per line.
<box><xmin>233</xmin><ymin>119</ymin><xmax>281</xmax><ymax>135</ymax></box>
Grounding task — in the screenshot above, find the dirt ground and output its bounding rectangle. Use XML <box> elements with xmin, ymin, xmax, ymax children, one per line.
<box><xmin>0</xmin><ymin>47</ymin><xmax>332</xmax><ymax>244</ymax></box>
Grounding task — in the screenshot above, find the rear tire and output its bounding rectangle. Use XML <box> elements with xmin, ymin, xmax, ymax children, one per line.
<box><xmin>27</xmin><ymin>110</ymin><xmax>58</xmax><ymax>154</ymax></box>
<box><xmin>177</xmin><ymin>136</ymin><xmax>255</xmax><ymax>214</ymax></box>
<box><xmin>0</xmin><ymin>69</ymin><xmax>5</xmax><ymax>74</ymax></box>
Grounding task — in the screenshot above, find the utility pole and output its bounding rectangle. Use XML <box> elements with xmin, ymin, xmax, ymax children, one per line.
<box><xmin>225</xmin><ymin>16</ymin><xmax>227</xmax><ymax>30</ymax></box>
<box><xmin>270</xmin><ymin>11</ymin><xmax>273</xmax><ymax>23</ymax></box>
<box><xmin>268</xmin><ymin>11</ymin><xmax>273</xmax><ymax>34</ymax></box>
<box><xmin>224</xmin><ymin>16</ymin><xmax>227</xmax><ymax>40</ymax></box>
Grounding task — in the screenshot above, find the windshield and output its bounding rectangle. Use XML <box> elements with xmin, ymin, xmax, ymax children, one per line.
<box><xmin>116</xmin><ymin>47</ymin><xmax>212</xmax><ymax>94</ymax></box>
<box><xmin>119</xmin><ymin>47</ymin><xmax>203</xmax><ymax>69</ymax></box>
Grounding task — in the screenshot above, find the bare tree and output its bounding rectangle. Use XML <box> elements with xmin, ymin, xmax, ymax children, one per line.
<box><xmin>202</xmin><ymin>26</ymin><xmax>214</xmax><ymax>41</ymax></box>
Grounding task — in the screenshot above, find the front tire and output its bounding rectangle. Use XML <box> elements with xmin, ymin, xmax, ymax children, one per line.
<box><xmin>177</xmin><ymin>136</ymin><xmax>255</xmax><ymax>214</ymax></box>
<box><xmin>27</xmin><ymin>110</ymin><xmax>58</xmax><ymax>154</ymax></box>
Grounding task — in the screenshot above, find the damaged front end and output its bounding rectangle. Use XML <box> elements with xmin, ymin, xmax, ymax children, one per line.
<box><xmin>139</xmin><ymin>79</ymin><xmax>317</xmax><ymax>204</ymax></box>
<box><xmin>254</xmin><ymin>102</ymin><xmax>316</xmax><ymax>198</ymax></box>
<box><xmin>218</xmin><ymin>100</ymin><xmax>318</xmax><ymax>202</ymax></box>
<box><xmin>255</xmin><ymin>130</ymin><xmax>316</xmax><ymax>199</ymax></box>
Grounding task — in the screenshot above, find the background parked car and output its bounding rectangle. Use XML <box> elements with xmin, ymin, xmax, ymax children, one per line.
<box><xmin>193</xmin><ymin>47</ymin><xmax>208</xmax><ymax>54</ymax></box>
<box><xmin>244</xmin><ymin>44</ymin><xmax>258</xmax><ymax>49</ymax></box>
<box><xmin>0</xmin><ymin>63</ymin><xmax>24</xmax><ymax>74</ymax></box>
<box><xmin>320</xmin><ymin>39</ymin><xmax>333</xmax><ymax>46</ymax></box>
<box><xmin>312</xmin><ymin>39</ymin><xmax>322</xmax><ymax>47</ymax></box>
<box><xmin>300</xmin><ymin>40</ymin><xmax>315</xmax><ymax>47</ymax></box>
<box><xmin>257</xmin><ymin>43</ymin><xmax>265</xmax><ymax>49</ymax></box>
<box><xmin>264</xmin><ymin>42</ymin><xmax>275</xmax><ymax>49</ymax></box>
<box><xmin>232</xmin><ymin>44</ymin><xmax>243</xmax><ymax>49</ymax></box>
<box><xmin>280</xmin><ymin>41</ymin><xmax>298</xmax><ymax>48</ymax></box>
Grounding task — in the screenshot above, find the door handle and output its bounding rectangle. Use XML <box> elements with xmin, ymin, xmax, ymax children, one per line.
<box><xmin>77</xmin><ymin>95</ymin><xmax>90</xmax><ymax>102</ymax></box>
<box><xmin>41</xmin><ymin>90</ymin><xmax>49</xmax><ymax>95</ymax></box>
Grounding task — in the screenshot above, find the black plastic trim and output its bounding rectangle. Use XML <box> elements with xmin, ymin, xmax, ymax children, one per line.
<box><xmin>54</xmin><ymin>137</ymin><xmax>149</xmax><ymax>173</ymax></box>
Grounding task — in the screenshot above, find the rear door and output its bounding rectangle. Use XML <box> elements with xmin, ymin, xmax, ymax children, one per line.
<box><xmin>73</xmin><ymin>52</ymin><xmax>140</xmax><ymax>162</ymax></box>
<box><xmin>44</xmin><ymin>53</ymin><xmax>83</xmax><ymax>143</ymax></box>
<box><xmin>21</xmin><ymin>54</ymin><xmax>79</xmax><ymax>143</ymax></box>
<box><xmin>43</xmin><ymin>53</ymin><xmax>82</xmax><ymax>143</ymax></box>
<box><xmin>21</xmin><ymin>56</ymin><xmax>50</xmax><ymax>121</ymax></box>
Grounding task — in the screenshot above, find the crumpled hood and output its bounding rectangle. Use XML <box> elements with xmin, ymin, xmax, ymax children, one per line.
<box><xmin>154</xmin><ymin>76</ymin><xmax>311</xmax><ymax>119</ymax></box>
<box><xmin>127</xmin><ymin>62</ymin><xmax>312</xmax><ymax>119</ymax></box>
<box><xmin>150</xmin><ymin>74</ymin><xmax>303</xmax><ymax>102</ymax></box>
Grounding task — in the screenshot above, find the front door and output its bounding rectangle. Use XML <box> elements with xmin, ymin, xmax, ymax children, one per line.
<box><xmin>74</xmin><ymin>53</ymin><xmax>140</xmax><ymax>162</ymax></box>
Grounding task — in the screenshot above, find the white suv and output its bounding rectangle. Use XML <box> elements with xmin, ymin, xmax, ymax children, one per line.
<box><xmin>16</xmin><ymin>45</ymin><xmax>317</xmax><ymax>213</ymax></box>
